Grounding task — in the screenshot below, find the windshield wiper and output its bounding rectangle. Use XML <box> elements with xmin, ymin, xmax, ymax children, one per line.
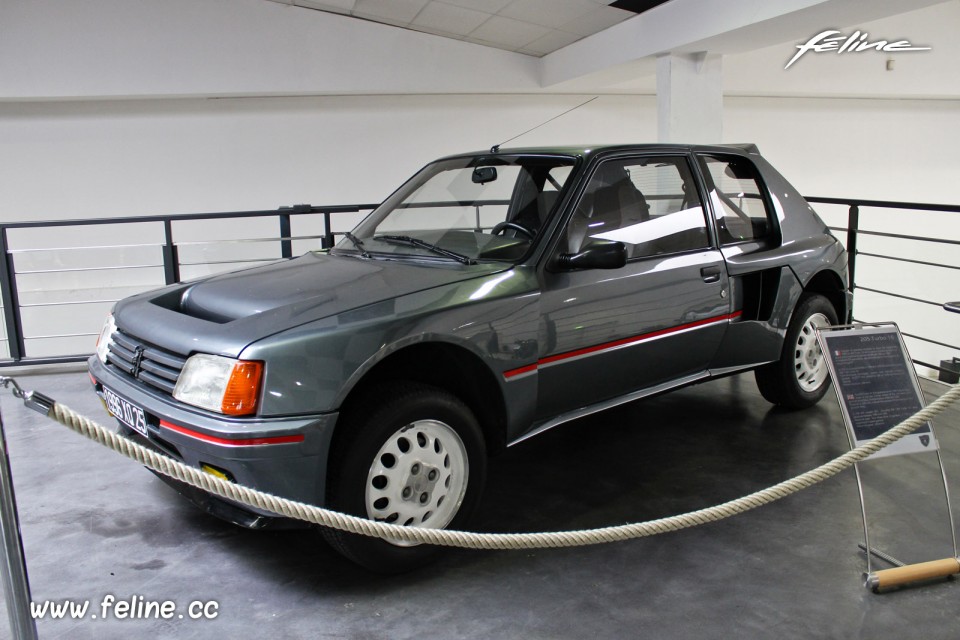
<box><xmin>374</xmin><ymin>235</ymin><xmax>477</xmax><ymax>265</ymax></box>
<box><xmin>342</xmin><ymin>232</ymin><xmax>371</xmax><ymax>259</ymax></box>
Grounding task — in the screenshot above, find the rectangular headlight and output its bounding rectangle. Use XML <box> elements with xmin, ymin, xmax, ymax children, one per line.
<box><xmin>95</xmin><ymin>314</ymin><xmax>117</xmax><ymax>364</ymax></box>
<box><xmin>173</xmin><ymin>354</ymin><xmax>263</xmax><ymax>416</ymax></box>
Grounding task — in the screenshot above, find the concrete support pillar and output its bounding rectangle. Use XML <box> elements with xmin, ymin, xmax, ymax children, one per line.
<box><xmin>656</xmin><ymin>52</ymin><xmax>723</xmax><ymax>144</ymax></box>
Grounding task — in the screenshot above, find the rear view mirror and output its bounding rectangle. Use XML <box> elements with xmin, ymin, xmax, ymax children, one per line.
<box><xmin>472</xmin><ymin>167</ymin><xmax>497</xmax><ymax>184</ymax></box>
<box><xmin>556</xmin><ymin>239</ymin><xmax>627</xmax><ymax>271</ymax></box>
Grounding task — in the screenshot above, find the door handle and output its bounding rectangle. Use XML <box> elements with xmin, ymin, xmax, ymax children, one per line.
<box><xmin>701</xmin><ymin>266</ymin><xmax>722</xmax><ymax>283</ymax></box>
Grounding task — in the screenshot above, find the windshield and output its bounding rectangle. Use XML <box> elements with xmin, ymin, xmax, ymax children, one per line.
<box><xmin>337</xmin><ymin>154</ymin><xmax>577</xmax><ymax>263</ymax></box>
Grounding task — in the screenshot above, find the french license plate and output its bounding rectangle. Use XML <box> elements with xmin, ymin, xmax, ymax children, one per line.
<box><xmin>102</xmin><ymin>387</ymin><xmax>148</xmax><ymax>438</ymax></box>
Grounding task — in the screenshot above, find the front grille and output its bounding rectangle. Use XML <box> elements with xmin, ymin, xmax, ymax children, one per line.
<box><xmin>106</xmin><ymin>331</ymin><xmax>187</xmax><ymax>395</ymax></box>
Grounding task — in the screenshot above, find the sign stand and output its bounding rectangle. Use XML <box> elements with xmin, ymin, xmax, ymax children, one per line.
<box><xmin>818</xmin><ymin>322</ymin><xmax>960</xmax><ymax>592</ymax></box>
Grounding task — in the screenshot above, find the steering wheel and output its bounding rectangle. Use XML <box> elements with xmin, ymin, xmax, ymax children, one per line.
<box><xmin>491</xmin><ymin>221</ymin><xmax>535</xmax><ymax>240</ymax></box>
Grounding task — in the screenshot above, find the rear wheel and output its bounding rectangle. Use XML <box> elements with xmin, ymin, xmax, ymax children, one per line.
<box><xmin>323</xmin><ymin>383</ymin><xmax>486</xmax><ymax>573</ymax></box>
<box><xmin>755</xmin><ymin>293</ymin><xmax>838</xmax><ymax>410</ymax></box>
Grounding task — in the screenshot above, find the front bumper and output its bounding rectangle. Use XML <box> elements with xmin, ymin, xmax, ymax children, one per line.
<box><xmin>88</xmin><ymin>356</ymin><xmax>339</xmax><ymax>526</ymax></box>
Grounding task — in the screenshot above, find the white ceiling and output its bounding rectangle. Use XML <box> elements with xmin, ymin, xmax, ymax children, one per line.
<box><xmin>5</xmin><ymin>0</ymin><xmax>952</xmax><ymax>101</ymax></box>
<box><xmin>263</xmin><ymin>0</ymin><xmax>643</xmax><ymax>56</ymax></box>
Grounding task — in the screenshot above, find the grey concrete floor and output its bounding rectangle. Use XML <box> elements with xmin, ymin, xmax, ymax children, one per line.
<box><xmin>0</xmin><ymin>369</ymin><xmax>958</xmax><ymax>639</ymax></box>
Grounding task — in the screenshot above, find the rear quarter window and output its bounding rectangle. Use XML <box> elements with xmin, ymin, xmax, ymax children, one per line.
<box><xmin>697</xmin><ymin>155</ymin><xmax>774</xmax><ymax>245</ymax></box>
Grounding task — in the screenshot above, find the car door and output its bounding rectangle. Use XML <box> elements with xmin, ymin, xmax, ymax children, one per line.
<box><xmin>695</xmin><ymin>152</ymin><xmax>794</xmax><ymax>370</ymax></box>
<box><xmin>535</xmin><ymin>154</ymin><xmax>734</xmax><ymax>420</ymax></box>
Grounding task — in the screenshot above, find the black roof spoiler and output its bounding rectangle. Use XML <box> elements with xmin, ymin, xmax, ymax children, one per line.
<box><xmin>720</xmin><ymin>143</ymin><xmax>761</xmax><ymax>155</ymax></box>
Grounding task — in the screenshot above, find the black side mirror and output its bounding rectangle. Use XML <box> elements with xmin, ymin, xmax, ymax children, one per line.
<box><xmin>557</xmin><ymin>239</ymin><xmax>627</xmax><ymax>271</ymax></box>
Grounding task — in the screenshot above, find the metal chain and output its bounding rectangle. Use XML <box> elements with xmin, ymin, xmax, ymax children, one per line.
<box><xmin>12</xmin><ymin>383</ymin><xmax>960</xmax><ymax>549</ymax></box>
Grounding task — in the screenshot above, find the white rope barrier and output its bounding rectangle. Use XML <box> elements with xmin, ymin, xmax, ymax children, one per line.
<box><xmin>21</xmin><ymin>383</ymin><xmax>960</xmax><ymax>549</ymax></box>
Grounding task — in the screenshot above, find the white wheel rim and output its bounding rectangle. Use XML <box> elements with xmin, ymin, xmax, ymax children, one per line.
<box><xmin>794</xmin><ymin>312</ymin><xmax>829</xmax><ymax>392</ymax></box>
<box><xmin>364</xmin><ymin>419</ymin><xmax>469</xmax><ymax>547</ymax></box>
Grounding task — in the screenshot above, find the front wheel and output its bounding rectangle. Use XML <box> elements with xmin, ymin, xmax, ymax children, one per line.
<box><xmin>323</xmin><ymin>383</ymin><xmax>486</xmax><ymax>573</ymax></box>
<box><xmin>755</xmin><ymin>293</ymin><xmax>838</xmax><ymax>410</ymax></box>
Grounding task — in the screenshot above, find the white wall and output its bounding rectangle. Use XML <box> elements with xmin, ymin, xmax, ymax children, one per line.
<box><xmin>1</xmin><ymin>0</ymin><xmax>958</xmax><ymax>375</ymax></box>
<box><xmin>725</xmin><ymin>96</ymin><xmax>960</xmax><ymax>375</ymax></box>
<box><xmin>2</xmin><ymin>92</ymin><xmax>958</xmax><ymax>368</ymax></box>
<box><xmin>5</xmin><ymin>93</ymin><xmax>957</xmax><ymax>220</ymax></box>
<box><xmin>0</xmin><ymin>95</ymin><xmax>656</xmax><ymax>220</ymax></box>
<box><xmin>0</xmin><ymin>94</ymin><xmax>660</xmax><ymax>358</ymax></box>
<box><xmin>724</xmin><ymin>96</ymin><xmax>960</xmax><ymax>202</ymax></box>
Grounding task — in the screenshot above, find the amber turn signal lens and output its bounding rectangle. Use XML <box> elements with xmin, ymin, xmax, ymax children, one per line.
<box><xmin>221</xmin><ymin>361</ymin><xmax>263</xmax><ymax>416</ymax></box>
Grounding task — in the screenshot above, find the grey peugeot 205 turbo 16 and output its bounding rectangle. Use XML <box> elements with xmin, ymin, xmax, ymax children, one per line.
<box><xmin>89</xmin><ymin>144</ymin><xmax>850</xmax><ymax>571</ymax></box>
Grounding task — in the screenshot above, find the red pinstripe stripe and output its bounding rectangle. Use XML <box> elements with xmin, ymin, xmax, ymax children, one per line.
<box><xmin>160</xmin><ymin>420</ymin><xmax>305</xmax><ymax>447</ymax></box>
<box><xmin>503</xmin><ymin>310</ymin><xmax>741</xmax><ymax>380</ymax></box>
<box><xmin>503</xmin><ymin>363</ymin><xmax>538</xmax><ymax>379</ymax></box>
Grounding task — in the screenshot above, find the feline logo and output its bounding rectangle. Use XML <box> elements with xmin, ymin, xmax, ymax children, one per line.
<box><xmin>785</xmin><ymin>30</ymin><xmax>931</xmax><ymax>69</ymax></box>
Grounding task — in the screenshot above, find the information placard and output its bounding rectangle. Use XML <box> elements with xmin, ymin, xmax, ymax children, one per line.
<box><xmin>818</xmin><ymin>324</ymin><xmax>937</xmax><ymax>460</ymax></box>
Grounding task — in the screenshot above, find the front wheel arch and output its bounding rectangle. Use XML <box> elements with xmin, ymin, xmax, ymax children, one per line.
<box><xmin>336</xmin><ymin>341</ymin><xmax>509</xmax><ymax>455</ymax></box>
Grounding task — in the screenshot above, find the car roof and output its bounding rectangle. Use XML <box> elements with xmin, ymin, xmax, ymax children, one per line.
<box><xmin>437</xmin><ymin>143</ymin><xmax>761</xmax><ymax>161</ymax></box>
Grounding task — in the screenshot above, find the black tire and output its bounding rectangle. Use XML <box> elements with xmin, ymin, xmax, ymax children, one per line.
<box><xmin>323</xmin><ymin>382</ymin><xmax>486</xmax><ymax>573</ymax></box>
<box><xmin>755</xmin><ymin>293</ymin><xmax>838</xmax><ymax>410</ymax></box>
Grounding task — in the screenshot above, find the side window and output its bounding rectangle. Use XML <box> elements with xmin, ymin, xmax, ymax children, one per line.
<box><xmin>564</xmin><ymin>156</ymin><xmax>709</xmax><ymax>260</ymax></box>
<box><xmin>698</xmin><ymin>155</ymin><xmax>773</xmax><ymax>244</ymax></box>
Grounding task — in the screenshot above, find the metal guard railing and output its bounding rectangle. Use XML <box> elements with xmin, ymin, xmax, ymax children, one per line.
<box><xmin>0</xmin><ymin>197</ymin><xmax>958</xmax><ymax>374</ymax></box>
<box><xmin>805</xmin><ymin>196</ymin><xmax>960</xmax><ymax>377</ymax></box>
<box><xmin>0</xmin><ymin>204</ymin><xmax>378</xmax><ymax>366</ymax></box>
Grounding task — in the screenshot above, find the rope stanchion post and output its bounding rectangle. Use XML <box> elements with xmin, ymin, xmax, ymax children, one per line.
<box><xmin>0</xmin><ymin>379</ymin><xmax>39</xmax><ymax>640</ymax></box>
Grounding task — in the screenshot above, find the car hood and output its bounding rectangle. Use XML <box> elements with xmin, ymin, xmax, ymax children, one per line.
<box><xmin>113</xmin><ymin>252</ymin><xmax>510</xmax><ymax>357</ymax></box>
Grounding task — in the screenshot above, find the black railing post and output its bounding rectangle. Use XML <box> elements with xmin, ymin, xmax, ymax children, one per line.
<box><xmin>278</xmin><ymin>204</ymin><xmax>310</xmax><ymax>259</ymax></box>
<box><xmin>161</xmin><ymin>219</ymin><xmax>180</xmax><ymax>285</ymax></box>
<box><xmin>846</xmin><ymin>204</ymin><xmax>859</xmax><ymax>318</ymax></box>
<box><xmin>0</xmin><ymin>229</ymin><xmax>25</xmax><ymax>362</ymax></box>
<box><xmin>321</xmin><ymin>211</ymin><xmax>335</xmax><ymax>249</ymax></box>
<box><xmin>279</xmin><ymin>213</ymin><xmax>292</xmax><ymax>259</ymax></box>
